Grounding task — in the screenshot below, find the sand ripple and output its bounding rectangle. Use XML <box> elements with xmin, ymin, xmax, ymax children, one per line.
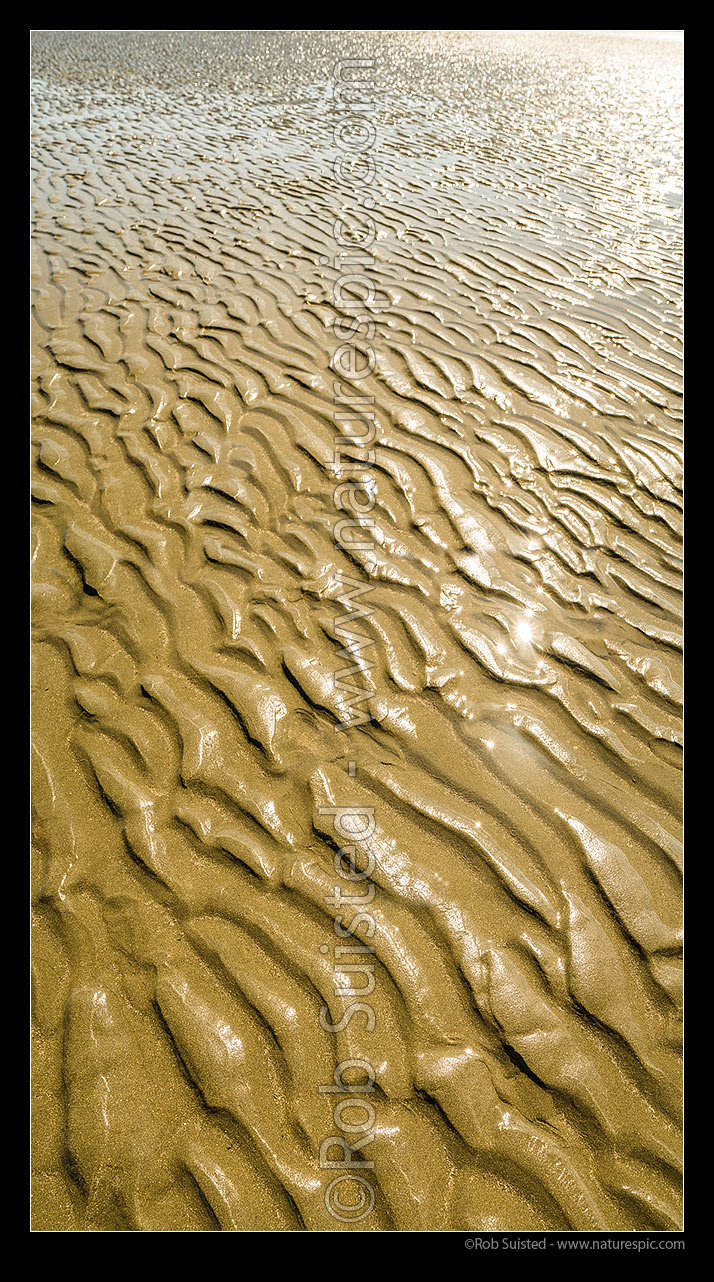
<box><xmin>31</xmin><ymin>30</ymin><xmax>682</xmax><ymax>1231</ymax></box>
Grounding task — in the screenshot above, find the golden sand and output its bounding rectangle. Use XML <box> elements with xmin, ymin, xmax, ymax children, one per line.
<box><xmin>31</xmin><ymin>30</ymin><xmax>683</xmax><ymax>1231</ymax></box>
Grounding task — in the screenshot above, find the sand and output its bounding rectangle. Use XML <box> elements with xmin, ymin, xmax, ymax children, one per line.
<box><xmin>30</xmin><ymin>30</ymin><xmax>683</xmax><ymax>1232</ymax></box>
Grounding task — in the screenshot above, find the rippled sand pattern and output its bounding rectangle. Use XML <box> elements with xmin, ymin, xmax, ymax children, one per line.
<box><xmin>31</xmin><ymin>31</ymin><xmax>683</xmax><ymax>1231</ymax></box>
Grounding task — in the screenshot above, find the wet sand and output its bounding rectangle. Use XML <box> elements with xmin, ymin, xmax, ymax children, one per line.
<box><xmin>31</xmin><ymin>30</ymin><xmax>683</xmax><ymax>1231</ymax></box>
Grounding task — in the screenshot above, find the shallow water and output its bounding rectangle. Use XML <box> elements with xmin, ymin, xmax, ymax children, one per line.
<box><xmin>31</xmin><ymin>30</ymin><xmax>683</xmax><ymax>1231</ymax></box>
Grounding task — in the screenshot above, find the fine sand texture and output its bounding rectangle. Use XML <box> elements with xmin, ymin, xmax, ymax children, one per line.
<box><xmin>31</xmin><ymin>30</ymin><xmax>683</xmax><ymax>1231</ymax></box>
